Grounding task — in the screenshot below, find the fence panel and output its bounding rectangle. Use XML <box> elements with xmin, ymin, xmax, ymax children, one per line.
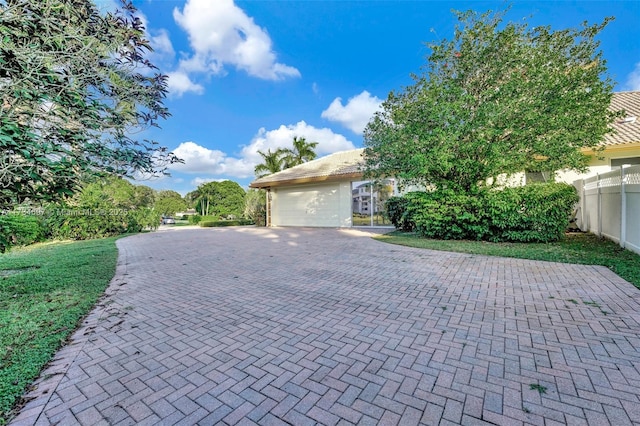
<box><xmin>576</xmin><ymin>165</ymin><xmax>640</xmax><ymax>255</ymax></box>
<box><xmin>599</xmin><ymin>173</ymin><xmax>622</xmax><ymax>243</ymax></box>
<box><xmin>580</xmin><ymin>176</ymin><xmax>599</xmax><ymax>232</ymax></box>
<box><xmin>625</xmin><ymin>167</ymin><xmax>640</xmax><ymax>254</ymax></box>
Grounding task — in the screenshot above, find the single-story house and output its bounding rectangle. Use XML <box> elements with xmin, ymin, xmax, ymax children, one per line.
<box><xmin>556</xmin><ymin>90</ymin><xmax>640</xmax><ymax>183</ymax></box>
<box><xmin>250</xmin><ymin>91</ymin><xmax>640</xmax><ymax>228</ymax></box>
<box><xmin>249</xmin><ymin>149</ymin><xmax>383</xmax><ymax>227</ymax></box>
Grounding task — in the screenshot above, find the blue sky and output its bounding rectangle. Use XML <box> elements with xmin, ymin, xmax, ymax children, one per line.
<box><xmin>110</xmin><ymin>0</ymin><xmax>639</xmax><ymax>194</ymax></box>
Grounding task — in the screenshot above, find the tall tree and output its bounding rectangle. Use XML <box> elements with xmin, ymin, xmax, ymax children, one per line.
<box><xmin>363</xmin><ymin>8</ymin><xmax>618</xmax><ymax>192</ymax></box>
<box><xmin>254</xmin><ymin>137</ymin><xmax>319</xmax><ymax>177</ymax></box>
<box><xmin>283</xmin><ymin>136</ymin><xmax>318</xmax><ymax>168</ymax></box>
<box><xmin>133</xmin><ymin>185</ymin><xmax>156</xmax><ymax>208</ymax></box>
<box><xmin>254</xmin><ymin>148</ymin><xmax>287</xmax><ymax>178</ymax></box>
<box><xmin>154</xmin><ymin>190</ymin><xmax>186</xmax><ymax>217</ymax></box>
<box><xmin>0</xmin><ymin>0</ymin><xmax>179</xmax><ymax>208</ymax></box>
<box><xmin>184</xmin><ymin>189</ymin><xmax>200</xmax><ymax>209</ymax></box>
<box><xmin>194</xmin><ymin>181</ymin><xmax>245</xmax><ymax>218</ymax></box>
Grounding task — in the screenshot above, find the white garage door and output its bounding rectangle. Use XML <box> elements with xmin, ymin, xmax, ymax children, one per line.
<box><xmin>272</xmin><ymin>182</ymin><xmax>352</xmax><ymax>227</ymax></box>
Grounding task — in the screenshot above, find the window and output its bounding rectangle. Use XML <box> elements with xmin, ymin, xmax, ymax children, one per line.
<box><xmin>351</xmin><ymin>179</ymin><xmax>396</xmax><ymax>226</ymax></box>
<box><xmin>525</xmin><ymin>170</ymin><xmax>552</xmax><ymax>183</ymax></box>
<box><xmin>611</xmin><ymin>157</ymin><xmax>640</xmax><ymax>169</ymax></box>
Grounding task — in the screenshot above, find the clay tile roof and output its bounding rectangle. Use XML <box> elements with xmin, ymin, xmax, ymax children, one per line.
<box><xmin>605</xmin><ymin>91</ymin><xmax>640</xmax><ymax>146</ymax></box>
<box><xmin>250</xmin><ymin>148</ymin><xmax>365</xmax><ymax>188</ymax></box>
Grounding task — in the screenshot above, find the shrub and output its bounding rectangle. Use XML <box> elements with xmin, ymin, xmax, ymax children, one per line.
<box><xmin>45</xmin><ymin>208</ymin><xmax>124</xmax><ymax>240</ymax></box>
<box><xmin>485</xmin><ymin>183</ymin><xmax>579</xmax><ymax>242</ymax></box>
<box><xmin>44</xmin><ymin>206</ymin><xmax>160</xmax><ymax>240</ymax></box>
<box><xmin>188</xmin><ymin>214</ymin><xmax>202</xmax><ymax>224</ymax></box>
<box><xmin>405</xmin><ymin>190</ymin><xmax>489</xmax><ymax>240</ymax></box>
<box><xmin>199</xmin><ymin>219</ymin><xmax>254</xmax><ymax>227</ymax></box>
<box><xmin>244</xmin><ymin>189</ymin><xmax>267</xmax><ymax>226</ymax></box>
<box><xmin>0</xmin><ymin>213</ymin><xmax>44</xmax><ymax>252</ymax></box>
<box><xmin>126</xmin><ymin>208</ymin><xmax>160</xmax><ymax>233</ymax></box>
<box><xmin>385</xmin><ymin>196</ymin><xmax>413</xmax><ymax>231</ymax></box>
<box><xmin>393</xmin><ymin>182</ymin><xmax>578</xmax><ymax>243</ymax></box>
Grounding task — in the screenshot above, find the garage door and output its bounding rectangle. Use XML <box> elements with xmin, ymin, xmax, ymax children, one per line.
<box><xmin>272</xmin><ymin>182</ymin><xmax>351</xmax><ymax>227</ymax></box>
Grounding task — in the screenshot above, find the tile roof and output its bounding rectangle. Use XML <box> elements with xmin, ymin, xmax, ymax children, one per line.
<box><xmin>250</xmin><ymin>148</ymin><xmax>365</xmax><ymax>188</ymax></box>
<box><xmin>605</xmin><ymin>91</ymin><xmax>640</xmax><ymax>146</ymax></box>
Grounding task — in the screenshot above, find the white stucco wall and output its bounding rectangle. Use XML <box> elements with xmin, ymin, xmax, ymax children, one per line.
<box><xmin>557</xmin><ymin>148</ymin><xmax>640</xmax><ymax>184</ymax></box>
<box><xmin>271</xmin><ymin>181</ymin><xmax>352</xmax><ymax>227</ymax></box>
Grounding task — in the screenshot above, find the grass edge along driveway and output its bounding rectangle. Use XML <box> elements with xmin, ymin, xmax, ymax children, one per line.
<box><xmin>375</xmin><ymin>231</ymin><xmax>640</xmax><ymax>289</ymax></box>
<box><xmin>0</xmin><ymin>237</ymin><xmax>119</xmax><ymax>425</ymax></box>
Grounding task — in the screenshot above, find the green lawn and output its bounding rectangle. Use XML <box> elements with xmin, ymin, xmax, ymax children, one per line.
<box><xmin>0</xmin><ymin>238</ymin><xmax>119</xmax><ymax>424</ymax></box>
<box><xmin>375</xmin><ymin>231</ymin><xmax>640</xmax><ymax>288</ymax></box>
<box><xmin>352</xmin><ymin>214</ymin><xmax>391</xmax><ymax>226</ymax></box>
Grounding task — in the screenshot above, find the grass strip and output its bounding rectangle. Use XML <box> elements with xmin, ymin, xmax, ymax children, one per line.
<box><xmin>0</xmin><ymin>238</ymin><xmax>119</xmax><ymax>424</ymax></box>
<box><xmin>375</xmin><ymin>231</ymin><xmax>640</xmax><ymax>288</ymax></box>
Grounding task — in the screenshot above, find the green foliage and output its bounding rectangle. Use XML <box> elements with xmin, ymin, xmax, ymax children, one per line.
<box><xmin>364</xmin><ymin>8</ymin><xmax>618</xmax><ymax>192</ymax></box>
<box><xmin>283</xmin><ymin>137</ymin><xmax>319</xmax><ymax>168</ymax></box>
<box><xmin>529</xmin><ymin>384</ymin><xmax>548</xmax><ymax>394</ymax></box>
<box><xmin>199</xmin><ymin>219</ymin><xmax>254</xmax><ymax>227</ymax></box>
<box><xmin>244</xmin><ymin>189</ymin><xmax>267</xmax><ymax>226</ymax></box>
<box><xmin>133</xmin><ymin>186</ymin><xmax>156</xmax><ymax>208</ymax></box>
<box><xmin>154</xmin><ymin>190</ymin><xmax>186</xmax><ymax>216</ymax></box>
<box><xmin>392</xmin><ymin>183</ymin><xmax>578</xmax><ymax>243</ymax></box>
<box><xmin>0</xmin><ymin>238</ymin><xmax>118</xmax><ymax>423</ymax></box>
<box><xmin>188</xmin><ymin>214</ymin><xmax>202</xmax><ymax>224</ymax></box>
<box><xmin>485</xmin><ymin>183</ymin><xmax>579</xmax><ymax>242</ymax></box>
<box><xmin>405</xmin><ymin>190</ymin><xmax>488</xmax><ymax>240</ymax></box>
<box><xmin>0</xmin><ymin>214</ymin><xmax>44</xmax><ymax>253</ymax></box>
<box><xmin>45</xmin><ymin>177</ymin><xmax>160</xmax><ymax>240</ymax></box>
<box><xmin>385</xmin><ymin>196</ymin><xmax>413</xmax><ymax>231</ymax></box>
<box><xmin>193</xmin><ymin>181</ymin><xmax>245</xmax><ymax>218</ymax></box>
<box><xmin>254</xmin><ymin>136</ymin><xmax>318</xmax><ymax>177</ymax></box>
<box><xmin>254</xmin><ymin>148</ymin><xmax>289</xmax><ymax>178</ymax></box>
<box><xmin>0</xmin><ymin>0</ymin><xmax>179</xmax><ymax>208</ymax></box>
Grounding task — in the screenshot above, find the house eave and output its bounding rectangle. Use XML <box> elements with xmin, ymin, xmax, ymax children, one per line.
<box><xmin>249</xmin><ymin>172</ymin><xmax>364</xmax><ymax>189</ymax></box>
<box><xmin>580</xmin><ymin>141</ymin><xmax>640</xmax><ymax>154</ymax></box>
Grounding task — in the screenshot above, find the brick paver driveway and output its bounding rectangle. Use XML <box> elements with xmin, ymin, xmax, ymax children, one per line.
<box><xmin>11</xmin><ymin>227</ymin><xmax>640</xmax><ymax>425</ymax></box>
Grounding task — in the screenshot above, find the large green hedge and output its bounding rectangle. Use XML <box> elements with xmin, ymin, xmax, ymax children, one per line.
<box><xmin>44</xmin><ymin>207</ymin><xmax>158</xmax><ymax>241</ymax></box>
<box><xmin>386</xmin><ymin>183</ymin><xmax>579</xmax><ymax>243</ymax></box>
<box><xmin>0</xmin><ymin>214</ymin><xmax>44</xmax><ymax>253</ymax></box>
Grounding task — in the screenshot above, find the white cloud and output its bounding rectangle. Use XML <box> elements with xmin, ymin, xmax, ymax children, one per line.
<box><xmin>173</xmin><ymin>0</ymin><xmax>300</xmax><ymax>81</ymax></box>
<box><xmin>625</xmin><ymin>62</ymin><xmax>640</xmax><ymax>91</ymax></box>
<box><xmin>190</xmin><ymin>177</ymin><xmax>226</xmax><ymax>187</ymax></box>
<box><xmin>321</xmin><ymin>91</ymin><xmax>383</xmax><ymax>134</ymax></box>
<box><xmin>239</xmin><ymin>121</ymin><xmax>355</xmax><ymax>165</ymax></box>
<box><xmin>312</xmin><ymin>82</ymin><xmax>319</xmax><ymax>95</ymax></box>
<box><xmin>166</xmin><ymin>71</ymin><xmax>205</xmax><ymax>97</ymax></box>
<box><xmin>168</xmin><ymin>122</ymin><xmax>355</xmax><ymax>179</ymax></box>
<box><xmin>149</xmin><ymin>29</ymin><xmax>175</xmax><ymax>61</ymax></box>
<box><xmin>170</xmin><ymin>142</ymin><xmax>229</xmax><ymax>173</ymax></box>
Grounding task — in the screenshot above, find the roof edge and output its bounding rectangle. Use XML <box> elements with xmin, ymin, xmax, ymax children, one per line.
<box><xmin>249</xmin><ymin>172</ymin><xmax>364</xmax><ymax>189</ymax></box>
<box><xmin>580</xmin><ymin>141</ymin><xmax>640</xmax><ymax>153</ymax></box>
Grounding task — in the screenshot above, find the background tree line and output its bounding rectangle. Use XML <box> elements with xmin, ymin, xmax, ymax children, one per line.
<box><xmin>0</xmin><ymin>177</ymin><xmax>255</xmax><ymax>252</ymax></box>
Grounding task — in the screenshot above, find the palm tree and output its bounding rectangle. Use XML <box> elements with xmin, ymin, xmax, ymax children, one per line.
<box><xmin>283</xmin><ymin>136</ymin><xmax>318</xmax><ymax>168</ymax></box>
<box><xmin>254</xmin><ymin>148</ymin><xmax>287</xmax><ymax>178</ymax></box>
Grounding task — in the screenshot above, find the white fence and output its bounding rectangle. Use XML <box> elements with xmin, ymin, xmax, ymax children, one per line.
<box><xmin>575</xmin><ymin>165</ymin><xmax>640</xmax><ymax>255</ymax></box>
